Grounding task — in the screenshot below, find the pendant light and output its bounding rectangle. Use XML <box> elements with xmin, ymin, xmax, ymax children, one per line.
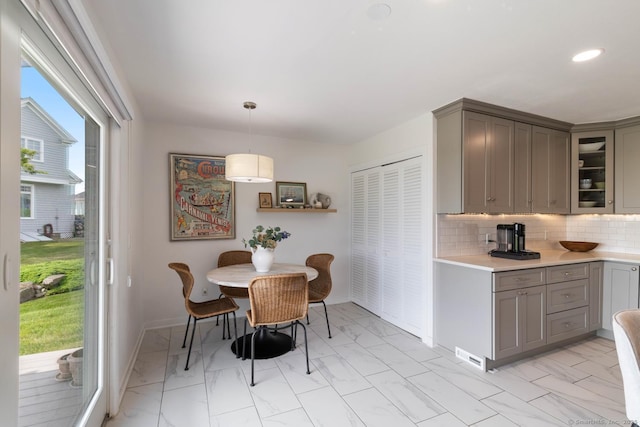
<box><xmin>225</xmin><ymin>102</ymin><xmax>274</xmax><ymax>183</ymax></box>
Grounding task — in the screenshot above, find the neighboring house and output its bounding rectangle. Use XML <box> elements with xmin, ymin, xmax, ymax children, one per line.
<box><xmin>20</xmin><ymin>97</ymin><xmax>82</xmax><ymax>241</ymax></box>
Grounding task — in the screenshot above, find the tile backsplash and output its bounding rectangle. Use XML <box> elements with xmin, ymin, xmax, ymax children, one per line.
<box><xmin>437</xmin><ymin>214</ymin><xmax>640</xmax><ymax>257</ymax></box>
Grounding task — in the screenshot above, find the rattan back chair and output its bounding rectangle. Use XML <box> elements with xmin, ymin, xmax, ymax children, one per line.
<box><xmin>305</xmin><ymin>253</ymin><xmax>335</xmax><ymax>338</ymax></box>
<box><xmin>243</xmin><ymin>273</ymin><xmax>310</xmax><ymax>386</ymax></box>
<box><xmin>168</xmin><ymin>262</ymin><xmax>239</xmax><ymax>370</ymax></box>
<box><xmin>169</xmin><ymin>262</ymin><xmax>194</xmax><ymax>349</ymax></box>
<box><xmin>215</xmin><ymin>250</ymin><xmax>252</xmax><ymax>329</ymax></box>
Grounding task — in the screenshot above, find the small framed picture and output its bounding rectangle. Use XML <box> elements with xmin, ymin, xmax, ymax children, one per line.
<box><xmin>259</xmin><ymin>192</ymin><xmax>272</xmax><ymax>208</ymax></box>
<box><xmin>276</xmin><ymin>181</ymin><xmax>307</xmax><ymax>207</ymax></box>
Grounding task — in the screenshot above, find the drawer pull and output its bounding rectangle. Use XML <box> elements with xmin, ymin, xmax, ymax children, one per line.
<box><xmin>564</xmin><ymin>322</ymin><xmax>573</xmax><ymax>328</ymax></box>
<box><xmin>516</xmin><ymin>277</ymin><xmax>531</xmax><ymax>282</ymax></box>
<box><xmin>517</xmin><ymin>291</ymin><xmax>528</xmax><ymax>296</ymax></box>
<box><xmin>563</xmin><ymin>272</ymin><xmax>572</xmax><ymax>277</ymax></box>
<box><xmin>563</xmin><ymin>293</ymin><xmax>571</xmax><ymax>299</ymax></box>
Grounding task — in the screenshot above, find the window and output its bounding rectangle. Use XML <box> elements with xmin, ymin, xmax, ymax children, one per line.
<box><xmin>20</xmin><ymin>184</ymin><xmax>34</xmax><ymax>218</ymax></box>
<box><xmin>21</xmin><ymin>136</ymin><xmax>43</xmax><ymax>162</ymax></box>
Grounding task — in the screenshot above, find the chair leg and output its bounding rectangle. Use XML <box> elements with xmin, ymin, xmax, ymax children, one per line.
<box><xmin>226</xmin><ymin>312</ymin><xmax>231</xmax><ymax>339</ymax></box>
<box><xmin>250</xmin><ymin>328</ymin><xmax>260</xmax><ymax>386</ymax></box>
<box><xmin>306</xmin><ymin>312</ymin><xmax>310</xmax><ymax>325</ymax></box>
<box><xmin>242</xmin><ymin>319</ymin><xmax>248</xmax><ymax>360</ymax></box>
<box><xmin>182</xmin><ymin>314</ymin><xmax>192</xmax><ymax>348</ymax></box>
<box><xmin>185</xmin><ymin>318</ymin><xmax>198</xmax><ymax>370</ymax></box>
<box><xmin>215</xmin><ymin>293</ymin><xmax>223</xmax><ymax>326</ymax></box>
<box><xmin>231</xmin><ymin>311</ymin><xmax>239</xmax><ymax>358</ymax></box>
<box><xmin>322</xmin><ymin>301</ymin><xmax>332</xmax><ymax>338</ymax></box>
<box><xmin>297</xmin><ymin>320</ymin><xmax>310</xmax><ymax>375</ymax></box>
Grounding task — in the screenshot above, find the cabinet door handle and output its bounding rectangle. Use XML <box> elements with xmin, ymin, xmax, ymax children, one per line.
<box><xmin>608</xmin><ymin>200</ymin><xmax>613</xmax><ymax>205</ymax></box>
<box><xmin>632</xmin><ymin>267</ymin><xmax>638</xmax><ymax>272</ymax></box>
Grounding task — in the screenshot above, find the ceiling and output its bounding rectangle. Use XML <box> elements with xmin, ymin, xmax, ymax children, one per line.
<box><xmin>83</xmin><ymin>0</ymin><xmax>640</xmax><ymax>144</ymax></box>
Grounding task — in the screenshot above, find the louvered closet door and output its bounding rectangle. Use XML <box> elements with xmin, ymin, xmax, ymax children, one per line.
<box><xmin>350</xmin><ymin>168</ymin><xmax>381</xmax><ymax>314</ymax></box>
<box><xmin>381</xmin><ymin>157</ymin><xmax>424</xmax><ymax>335</ymax></box>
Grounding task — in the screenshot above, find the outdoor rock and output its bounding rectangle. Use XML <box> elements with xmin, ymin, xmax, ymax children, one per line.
<box><xmin>42</xmin><ymin>274</ymin><xmax>65</xmax><ymax>289</ymax></box>
<box><xmin>19</xmin><ymin>282</ymin><xmax>35</xmax><ymax>303</ymax></box>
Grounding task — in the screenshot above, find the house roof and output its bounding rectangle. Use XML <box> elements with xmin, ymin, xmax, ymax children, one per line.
<box><xmin>84</xmin><ymin>0</ymin><xmax>640</xmax><ymax>144</ymax></box>
<box><xmin>21</xmin><ymin>97</ymin><xmax>78</xmax><ymax>145</ymax></box>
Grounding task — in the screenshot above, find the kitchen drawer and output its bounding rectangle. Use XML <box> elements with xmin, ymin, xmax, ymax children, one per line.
<box><xmin>546</xmin><ymin>263</ymin><xmax>589</xmax><ymax>284</ymax></box>
<box><xmin>546</xmin><ymin>306</ymin><xmax>589</xmax><ymax>344</ymax></box>
<box><xmin>493</xmin><ymin>268</ymin><xmax>546</xmax><ymax>292</ymax></box>
<box><xmin>546</xmin><ymin>279</ymin><xmax>589</xmax><ymax>314</ymax></box>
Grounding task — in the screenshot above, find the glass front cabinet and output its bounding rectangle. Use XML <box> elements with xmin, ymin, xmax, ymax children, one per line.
<box><xmin>571</xmin><ymin>130</ymin><xmax>614</xmax><ymax>213</ymax></box>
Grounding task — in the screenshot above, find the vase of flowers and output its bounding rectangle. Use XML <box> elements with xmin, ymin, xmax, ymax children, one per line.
<box><xmin>243</xmin><ymin>225</ymin><xmax>291</xmax><ymax>272</ymax></box>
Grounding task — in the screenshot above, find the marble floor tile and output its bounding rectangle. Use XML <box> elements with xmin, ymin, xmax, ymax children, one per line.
<box><xmin>532</xmin><ymin>374</ymin><xmax>627</xmax><ymax>421</ymax></box>
<box><xmin>103</xmin><ymin>303</ymin><xmax>629</xmax><ymax>427</ymax></box>
<box><xmin>481</xmin><ymin>391</ymin><xmax>565</xmax><ymax>426</ymax></box>
<box><xmin>366</xmin><ymin>369</ymin><xmax>445</xmax><ymax>423</ymax></box>
<box><xmin>367</xmin><ymin>343</ymin><xmax>429</xmax><ymax>377</ymax></box>
<box><xmin>416</xmin><ymin>412</ymin><xmax>467</xmax><ymax>427</ymax></box>
<box><xmin>332</xmin><ymin>343</ymin><xmax>389</xmax><ymax>376</ymax></box>
<box><xmin>425</xmin><ymin>357</ymin><xmax>503</xmax><ymax>400</ymax></box>
<box><xmin>313</xmin><ymin>354</ymin><xmax>371</xmax><ymax>395</ymax></box>
<box><xmin>104</xmin><ymin>383</ymin><xmax>162</xmax><ymax>427</ymax></box>
<box><xmin>127</xmin><ymin>350</ymin><xmax>167</xmax><ymax>388</ymax></box>
<box><xmin>529</xmin><ymin>392</ymin><xmax>615</xmax><ymax>426</ymax></box>
<box><xmin>298</xmin><ymin>386</ymin><xmax>366</xmax><ymax>427</ymax></box>
<box><xmin>343</xmin><ymin>387</ymin><xmax>416</xmax><ymax>427</ymax></box>
<box><xmin>159</xmin><ymin>383</ymin><xmax>209</xmax><ymax>427</ymax></box>
<box><xmin>205</xmin><ymin>367</ymin><xmax>253</xmax><ymax>416</ymax></box>
<box><xmin>409</xmin><ymin>371</ymin><xmax>497</xmax><ymax>425</ymax></box>
<box><xmin>210</xmin><ymin>406</ymin><xmax>262</xmax><ymax>427</ymax></box>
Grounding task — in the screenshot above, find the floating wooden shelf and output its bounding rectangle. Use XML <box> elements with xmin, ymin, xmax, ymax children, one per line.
<box><xmin>256</xmin><ymin>208</ymin><xmax>337</xmax><ymax>213</ymax></box>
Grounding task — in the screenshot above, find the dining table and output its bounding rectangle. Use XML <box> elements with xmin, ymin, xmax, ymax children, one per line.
<box><xmin>206</xmin><ymin>262</ymin><xmax>318</xmax><ymax>359</ymax></box>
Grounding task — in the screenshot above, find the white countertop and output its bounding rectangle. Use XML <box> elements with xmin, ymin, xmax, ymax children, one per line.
<box><xmin>435</xmin><ymin>250</ymin><xmax>640</xmax><ymax>272</ymax></box>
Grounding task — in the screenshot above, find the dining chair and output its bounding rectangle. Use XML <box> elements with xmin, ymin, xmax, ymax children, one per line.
<box><xmin>305</xmin><ymin>253</ymin><xmax>335</xmax><ymax>338</ymax></box>
<box><xmin>613</xmin><ymin>309</ymin><xmax>640</xmax><ymax>427</ymax></box>
<box><xmin>243</xmin><ymin>273</ymin><xmax>310</xmax><ymax>386</ymax></box>
<box><xmin>168</xmin><ymin>262</ymin><xmax>239</xmax><ymax>370</ymax></box>
<box><xmin>215</xmin><ymin>250</ymin><xmax>252</xmax><ymax>330</ymax></box>
<box><xmin>169</xmin><ymin>262</ymin><xmax>194</xmax><ymax>349</ymax></box>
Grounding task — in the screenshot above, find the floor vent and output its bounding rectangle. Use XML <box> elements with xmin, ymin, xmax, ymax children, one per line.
<box><xmin>455</xmin><ymin>347</ymin><xmax>485</xmax><ymax>371</ymax></box>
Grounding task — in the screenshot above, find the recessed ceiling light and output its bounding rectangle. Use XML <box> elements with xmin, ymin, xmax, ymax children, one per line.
<box><xmin>572</xmin><ymin>48</ymin><xmax>604</xmax><ymax>62</ymax></box>
<box><xmin>367</xmin><ymin>3</ymin><xmax>392</xmax><ymax>21</ymax></box>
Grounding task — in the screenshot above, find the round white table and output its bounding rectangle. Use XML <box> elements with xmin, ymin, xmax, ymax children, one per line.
<box><xmin>206</xmin><ymin>262</ymin><xmax>318</xmax><ymax>288</ymax></box>
<box><xmin>206</xmin><ymin>263</ymin><xmax>318</xmax><ymax>359</ymax></box>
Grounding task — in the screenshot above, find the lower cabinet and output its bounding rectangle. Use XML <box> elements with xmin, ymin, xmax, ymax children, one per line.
<box><xmin>436</xmin><ymin>261</ymin><xmax>602</xmax><ymax>370</ymax></box>
<box><xmin>601</xmin><ymin>262</ymin><xmax>639</xmax><ymax>332</ymax></box>
<box><xmin>493</xmin><ymin>285</ymin><xmax>545</xmax><ymax>359</ymax></box>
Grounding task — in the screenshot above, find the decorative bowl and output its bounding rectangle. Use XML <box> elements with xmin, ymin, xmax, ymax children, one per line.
<box><xmin>594</xmin><ymin>181</ymin><xmax>605</xmax><ymax>189</ymax></box>
<box><xmin>559</xmin><ymin>241</ymin><xmax>599</xmax><ymax>252</ymax></box>
<box><xmin>579</xmin><ymin>201</ymin><xmax>597</xmax><ymax>207</ymax></box>
<box><xmin>578</xmin><ymin>142</ymin><xmax>605</xmax><ymax>152</ymax></box>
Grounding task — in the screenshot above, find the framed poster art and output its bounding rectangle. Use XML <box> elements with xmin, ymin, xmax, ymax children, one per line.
<box><xmin>276</xmin><ymin>181</ymin><xmax>307</xmax><ymax>207</ymax></box>
<box><xmin>170</xmin><ymin>153</ymin><xmax>235</xmax><ymax>240</ymax></box>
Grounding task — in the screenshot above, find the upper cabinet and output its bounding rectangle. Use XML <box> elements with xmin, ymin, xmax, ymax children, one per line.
<box><xmin>615</xmin><ymin>124</ymin><xmax>640</xmax><ymax>213</ymax></box>
<box><xmin>571</xmin><ymin>130</ymin><xmax>614</xmax><ymax>213</ymax></box>
<box><xmin>463</xmin><ymin>112</ymin><xmax>514</xmax><ymax>213</ymax></box>
<box><xmin>435</xmin><ymin>98</ymin><xmax>572</xmax><ymax>214</ymax></box>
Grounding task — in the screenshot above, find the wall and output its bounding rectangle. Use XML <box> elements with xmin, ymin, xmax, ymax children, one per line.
<box><xmin>437</xmin><ymin>213</ymin><xmax>640</xmax><ymax>257</ymax></box>
<box><xmin>140</xmin><ymin>122</ymin><xmax>350</xmax><ymax>328</ymax></box>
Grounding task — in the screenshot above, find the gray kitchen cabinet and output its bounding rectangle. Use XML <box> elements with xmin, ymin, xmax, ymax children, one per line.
<box><xmin>493</xmin><ymin>284</ymin><xmax>545</xmax><ymax>360</ymax></box>
<box><xmin>571</xmin><ymin>130</ymin><xmax>614</xmax><ymax>213</ymax></box>
<box><xmin>589</xmin><ymin>262</ymin><xmax>604</xmax><ymax>331</ymax></box>
<box><xmin>463</xmin><ymin>111</ymin><xmax>514</xmax><ymax>213</ymax></box>
<box><xmin>514</xmin><ymin>122</ymin><xmax>532</xmax><ymax>212</ymax></box>
<box><xmin>531</xmin><ymin>126</ymin><xmax>570</xmax><ymax>213</ymax></box>
<box><xmin>601</xmin><ymin>262</ymin><xmax>639</xmax><ymax>334</ymax></box>
<box><xmin>434</xmin><ymin>98</ymin><xmax>572</xmax><ymax>214</ymax></box>
<box><xmin>436</xmin><ymin>261</ymin><xmax>601</xmax><ymax>370</ymax></box>
<box><xmin>615</xmin><ymin>124</ymin><xmax>640</xmax><ymax>213</ymax></box>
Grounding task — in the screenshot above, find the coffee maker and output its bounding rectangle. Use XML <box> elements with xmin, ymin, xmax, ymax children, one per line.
<box><xmin>490</xmin><ymin>223</ymin><xmax>540</xmax><ymax>260</ymax></box>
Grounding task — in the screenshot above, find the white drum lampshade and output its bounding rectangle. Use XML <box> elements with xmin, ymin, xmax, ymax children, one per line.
<box><xmin>225</xmin><ymin>153</ymin><xmax>273</xmax><ymax>183</ymax></box>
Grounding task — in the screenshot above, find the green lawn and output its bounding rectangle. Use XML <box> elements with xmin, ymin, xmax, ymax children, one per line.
<box><xmin>20</xmin><ymin>239</ymin><xmax>85</xmax><ymax>355</ymax></box>
<box><xmin>20</xmin><ymin>290</ymin><xmax>84</xmax><ymax>355</ymax></box>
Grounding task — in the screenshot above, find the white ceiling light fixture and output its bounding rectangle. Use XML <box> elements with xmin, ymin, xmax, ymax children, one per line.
<box><xmin>572</xmin><ymin>48</ymin><xmax>604</xmax><ymax>62</ymax></box>
<box><xmin>225</xmin><ymin>102</ymin><xmax>274</xmax><ymax>183</ymax></box>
